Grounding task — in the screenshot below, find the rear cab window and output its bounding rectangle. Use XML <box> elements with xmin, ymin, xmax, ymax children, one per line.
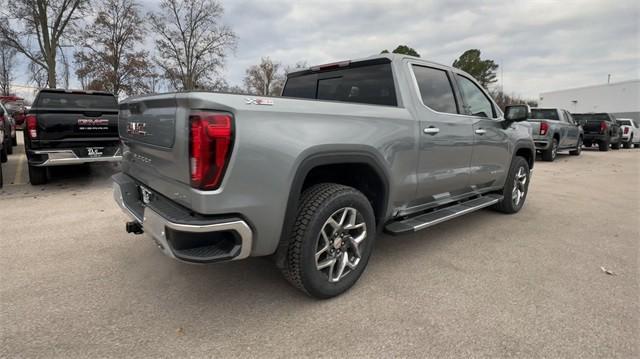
<box><xmin>282</xmin><ymin>59</ymin><xmax>398</xmax><ymax>107</ymax></box>
<box><xmin>531</xmin><ymin>109</ymin><xmax>559</xmax><ymax>121</ymax></box>
<box><xmin>36</xmin><ymin>91</ymin><xmax>118</xmax><ymax>109</ymax></box>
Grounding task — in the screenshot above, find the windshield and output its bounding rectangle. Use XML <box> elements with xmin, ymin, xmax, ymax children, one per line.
<box><xmin>530</xmin><ymin>109</ymin><xmax>559</xmax><ymax>121</ymax></box>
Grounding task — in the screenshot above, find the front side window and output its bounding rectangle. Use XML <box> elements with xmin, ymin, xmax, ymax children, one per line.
<box><xmin>411</xmin><ymin>65</ymin><xmax>458</xmax><ymax>114</ymax></box>
<box><xmin>456</xmin><ymin>75</ymin><xmax>494</xmax><ymax>118</ymax></box>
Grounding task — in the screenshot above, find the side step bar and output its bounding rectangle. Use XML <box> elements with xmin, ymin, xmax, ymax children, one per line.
<box><xmin>385</xmin><ymin>194</ymin><xmax>502</xmax><ymax>235</ymax></box>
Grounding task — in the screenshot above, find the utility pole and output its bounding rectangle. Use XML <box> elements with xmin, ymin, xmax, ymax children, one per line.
<box><xmin>607</xmin><ymin>74</ymin><xmax>611</xmax><ymax>84</ymax></box>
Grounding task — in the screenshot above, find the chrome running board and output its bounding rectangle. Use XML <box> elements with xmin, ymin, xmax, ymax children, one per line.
<box><xmin>385</xmin><ymin>194</ymin><xmax>502</xmax><ymax>235</ymax></box>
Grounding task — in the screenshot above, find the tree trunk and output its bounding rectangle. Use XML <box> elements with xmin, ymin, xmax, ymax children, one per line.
<box><xmin>47</xmin><ymin>65</ymin><xmax>57</xmax><ymax>88</ymax></box>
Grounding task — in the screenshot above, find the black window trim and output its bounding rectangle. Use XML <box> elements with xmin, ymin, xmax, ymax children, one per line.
<box><xmin>453</xmin><ymin>73</ymin><xmax>499</xmax><ymax>119</ymax></box>
<box><xmin>409</xmin><ymin>63</ymin><xmax>461</xmax><ymax>115</ymax></box>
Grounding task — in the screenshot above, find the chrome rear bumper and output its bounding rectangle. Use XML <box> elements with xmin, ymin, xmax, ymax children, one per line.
<box><xmin>113</xmin><ymin>181</ymin><xmax>253</xmax><ymax>263</ymax></box>
<box><xmin>32</xmin><ymin>148</ymin><xmax>122</xmax><ymax>166</ymax></box>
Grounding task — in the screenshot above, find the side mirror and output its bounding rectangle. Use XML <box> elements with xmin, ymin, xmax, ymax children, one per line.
<box><xmin>504</xmin><ymin>104</ymin><xmax>530</xmax><ymax>122</ymax></box>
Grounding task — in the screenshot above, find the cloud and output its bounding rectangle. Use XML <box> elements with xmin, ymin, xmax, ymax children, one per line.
<box><xmin>13</xmin><ymin>0</ymin><xmax>640</xmax><ymax>99</ymax></box>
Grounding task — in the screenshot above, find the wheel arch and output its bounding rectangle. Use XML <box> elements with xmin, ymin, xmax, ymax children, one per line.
<box><xmin>274</xmin><ymin>145</ymin><xmax>391</xmax><ymax>268</ymax></box>
<box><xmin>513</xmin><ymin>142</ymin><xmax>535</xmax><ymax>170</ymax></box>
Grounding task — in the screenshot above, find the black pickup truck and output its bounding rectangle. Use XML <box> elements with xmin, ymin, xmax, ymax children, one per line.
<box><xmin>572</xmin><ymin>113</ymin><xmax>622</xmax><ymax>151</ymax></box>
<box><xmin>24</xmin><ymin>89</ymin><xmax>121</xmax><ymax>184</ymax></box>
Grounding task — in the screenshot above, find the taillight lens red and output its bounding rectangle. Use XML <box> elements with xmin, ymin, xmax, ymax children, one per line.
<box><xmin>26</xmin><ymin>114</ymin><xmax>38</xmax><ymax>139</ymax></box>
<box><xmin>540</xmin><ymin>121</ymin><xmax>549</xmax><ymax>136</ymax></box>
<box><xmin>624</xmin><ymin>127</ymin><xmax>629</xmax><ymax>134</ymax></box>
<box><xmin>189</xmin><ymin>112</ymin><xmax>233</xmax><ymax>190</ymax></box>
<box><xmin>600</xmin><ymin>121</ymin><xmax>608</xmax><ymax>134</ymax></box>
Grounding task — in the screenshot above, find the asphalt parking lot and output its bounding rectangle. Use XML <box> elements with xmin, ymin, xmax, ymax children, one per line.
<box><xmin>1</xmin><ymin>133</ymin><xmax>639</xmax><ymax>358</ymax></box>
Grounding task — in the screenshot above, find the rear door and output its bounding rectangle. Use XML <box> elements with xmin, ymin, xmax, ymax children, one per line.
<box><xmin>455</xmin><ymin>74</ymin><xmax>511</xmax><ymax>191</ymax></box>
<box><xmin>33</xmin><ymin>91</ymin><xmax>119</xmax><ymax>142</ymax></box>
<box><xmin>409</xmin><ymin>63</ymin><xmax>473</xmax><ymax>204</ymax></box>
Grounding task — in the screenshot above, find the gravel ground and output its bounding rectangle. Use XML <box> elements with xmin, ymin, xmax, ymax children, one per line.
<box><xmin>1</xmin><ymin>133</ymin><xmax>639</xmax><ymax>358</ymax></box>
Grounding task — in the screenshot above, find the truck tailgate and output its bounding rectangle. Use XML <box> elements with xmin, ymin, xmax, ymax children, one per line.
<box><xmin>118</xmin><ymin>94</ymin><xmax>190</xmax><ymax>186</ymax></box>
<box><xmin>35</xmin><ymin>108</ymin><xmax>118</xmax><ymax>141</ymax></box>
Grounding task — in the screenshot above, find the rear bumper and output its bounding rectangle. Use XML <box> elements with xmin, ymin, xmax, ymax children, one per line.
<box><xmin>112</xmin><ymin>173</ymin><xmax>253</xmax><ymax>263</ymax></box>
<box><xmin>583</xmin><ymin>134</ymin><xmax>607</xmax><ymax>142</ymax></box>
<box><xmin>29</xmin><ymin>148</ymin><xmax>122</xmax><ymax>166</ymax></box>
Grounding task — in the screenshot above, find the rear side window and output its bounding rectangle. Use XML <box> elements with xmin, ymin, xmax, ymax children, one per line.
<box><xmin>412</xmin><ymin>65</ymin><xmax>458</xmax><ymax>114</ymax></box>
<box><xmin>531</xmin><ymin>109</ymin><xmax>559</xmax><ymax>121</ymax></box>
<box><xmin>282</xmin><ymin>63</ymin><xmax>397</xmax><ymax>106</ymax></box>
<box><xmin>455</xmin><ymin>75</ymin><xmax>495</xmax><ymax>118</ymax></box>
<box><xmin>36</xmin><ymin>92</ymin><xmax>117</xmax><ymax>109</ymax></box>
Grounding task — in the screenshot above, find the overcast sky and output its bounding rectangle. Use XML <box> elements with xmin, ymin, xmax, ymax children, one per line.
<box><xmin>13</xmin><ymin>0</ymin><xmax>640</xmax><ymax>99</ymax></box>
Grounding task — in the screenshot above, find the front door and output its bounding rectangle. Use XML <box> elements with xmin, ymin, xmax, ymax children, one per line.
<box><xmin>454</xmin><ymin>74</ymin><xmax>511</xmax><ymax>190</ymax></box>
<box><xmin>410</xmin><ymin>64</ymin><xmax>474</xmax><ymax>207</ymax></box>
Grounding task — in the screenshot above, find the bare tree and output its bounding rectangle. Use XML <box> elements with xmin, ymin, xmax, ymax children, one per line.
<box><xmin>244</xmin><ymin>57</ymin><xmax>284</xmax><ymax>96</ymax></box>
<box><xmin>74</xmin><ymin>0</ymin><xmax>151</xmax><ymax>96</ymax></box>
<box><xmin>149</xmin><ymin>0</ymin><xmax>237</xmax><ymax>90</ymax></box>
<box><xmin>28</xmin><ymin>61</ymin><xmax>48</xmax><ymax>89</ymax></box>
<box><xmin>0</xmin><ymin>40</ymin><xmax>16</xmax><ymax>95</ymax></box>
<box><xmin>0</xmin><ymin>0</ymin><xmax>87</xmax><ymax>88</ymax></box>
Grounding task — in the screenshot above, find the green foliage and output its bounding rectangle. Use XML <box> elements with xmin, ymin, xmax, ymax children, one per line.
<box><xmin>380</xmin><ymin>45</ymin><xmax>420</xmax><ymax>57</ymax></box>
<box><xmin>452</xmin><ymin>49</ymin><xmax>499</xmax><ymax>88</ymax></box>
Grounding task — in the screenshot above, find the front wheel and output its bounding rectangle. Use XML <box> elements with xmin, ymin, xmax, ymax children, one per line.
<box><xmin>281</xmin><ymin>183</ymin><xmax>376</xmax><ymax>299</ymax></box>
<box><xmin>492</xmin><ymin>156</ymin><xmax>530</xmax><ymax>214</ymax></box>
<box><xmin>569</xmin><ymin>137</ymin><xmax>582</xmax><ymax>156</ymax></box>
<box><xmin>598</xmin><ymin>139</ymin><xmax>610</xmax><ymax>151</ymax></box>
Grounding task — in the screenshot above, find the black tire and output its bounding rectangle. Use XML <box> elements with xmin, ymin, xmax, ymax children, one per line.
<box><xmin>569</xmin><ymin>137</ymin><xmax>582</xmax><ymax>156</ymax></box>
<box><xmin>598</xmin><ymin>139</ymin><xmax>610</xmax><ymax>151</ymax></box>
<box><xmin>1</xmin><ymin>145</ymin><xmax>7</xmax><ymax>162</ymax></box>
<box><xmin>11</xmin><ymin>135</ymin><xmax>16</xmax><ymax>147</ymax></box>
<box><xmin>611</xmin><ymin>139</ymin><xmax>621</xmax><ymax>150</ymax></box>
<box><xmin>492</xmin><ymin>156</ymin><xmax>530</xmax><ymax>214</ymax></box>
<box><xmin>28</xmin><ymin>164</ymin><xmax>47</xmax><ymax>185</ymax></box>
<box><xmin>623</xmin><ymin>137</ymin><xmax>632</xmax><ymax>149</ymax></box>
<box><xmin>281</xmin><ymin>183</ymin><xmax>376</xmax><ymax>299</ymax></box>
<box><xmin>0</xmin><ymin>163</ymin><xmax>3</xmax><ymax>188</ymax></box>
<box><xmin>584</xmin><ymin>141</ymin><xmax>592</xmax><ymax>147</ymax></box>
<box><xmin>5</xmin><ymin>137</ymin><xmax>12</xmax><ymax>154</ymax></box>
<box><xmin>541</xmin><ymin>138</ymin><xmax>558</xmax><ymax>161</ymax></box>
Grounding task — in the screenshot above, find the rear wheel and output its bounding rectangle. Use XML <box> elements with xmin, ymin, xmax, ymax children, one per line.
<box><xmin>623</xmin><ymin>137</ymin><xmax>632</xmax><ymax>149</ymax></box>
<box><xmin>492</xmin><ymin>156</ymin><xmax>530</xmax><ymax>214</ymax></box>
<box><xmin>0</xmin><ymin>163</ymin><xmax>3</xmax><ymax>188</ymax></box>
<box><xmin>569</xmin><ymin>137</ymin><xmax>582</xmax><ymax>156</ymax></box>
<box><xmin>5</xmin><ymin>137</ymin><xmax>12</xmax><ymax>154</ymax></box>
<box><xmin>28</xmin><ymin>164</ymin><xmax>48</xmax><ymax>185</ymax></box>
<box><xmin>11</xmin><ymin>134</ymin><xmax>16</xmax><ymax>147</ymax></box>
<box><xmin>611</xmin><ymin>139</ymin><xmax>621</xmax><ymax>150</ymax></box>
<box><xmin>1</xmin><ymin>145</ymin><xmax>7</xmax><ymax>162</ymax></box>
<box><xmin>598</xmin><ymin>139</ymin><xmax>610</xmax><ymax>151</ymax></box>
<box><xmin>281</xmin><ymin>183</ymin><xmax>376</xmax><ymax>299</ymax></box>
<box><xmin>541</xmin><ymin>138</ymin><xmax>558</xmax><ymax>161</ymax></box>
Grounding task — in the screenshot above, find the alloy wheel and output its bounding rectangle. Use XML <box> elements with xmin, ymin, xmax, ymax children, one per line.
<box><xmin>511</xmin><ymin>166</ymin><xmax>528</xmax><ymax>207</ymax></box>
<box><xmin>315</xmin><ymin>207</ymin><xmax>367</xmax><ymax>283</ymax></box>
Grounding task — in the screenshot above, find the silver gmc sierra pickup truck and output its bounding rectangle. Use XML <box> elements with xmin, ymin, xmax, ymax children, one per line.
<box><xmin>113</xmin><ymin>54</ymin><xmax>535</xmax><ymax>298</ymax></box>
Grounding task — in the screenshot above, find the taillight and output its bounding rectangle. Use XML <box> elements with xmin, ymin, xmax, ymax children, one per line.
<box><xmin>540</xmin><ymin>121</ymin><xmax>549</xmax><ymax>136</ymax></box>
<box><xmin>189</xmin><ymin>111</ymin><xmax>233</xmax><ymax>190</ymax></box>
<box><xmin>624</xmin><ymin>127</ymin><xmax>629</xmax><ymax>134</ymax></box>
<box><xmin>26</xmin><ymin>114</ymin><xmax>38</xmax><ymax>139</ymax></box>
<box><xmin>600</xmin><ymin>121</ymin><xmax>608</xmax><ymax>134</ymax></box>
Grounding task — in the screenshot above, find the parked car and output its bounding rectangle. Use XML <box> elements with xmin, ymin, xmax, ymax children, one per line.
<box><xmin>113</xmin><ymin>54</ymin><xmax>535</xmax><ymax>298</ymax></box>
<box><xmin>529</xmin><ymin>107</ymin><xmax>583</xmax><ymax>161</ymax></box>
<box><xmin>1</xmin><ymin>97</ymin><xmax>27</xmax><ymax>127</ymax></box>
<box><xmin>24</xmin><ymin>89</ymin><xmax>121</xmax><ymax>185</ymax></box>
<box><xmin>0</xmin><ymin>113</ymin><xmax>5</xmax><ymax>187</ymax></box>
<box><xmin>572</xmin><ymin>113</ymin><xmax>622</xmax><ymax>151</ymax></box>
<box><xmin>0</xmin><ymin>101</ymin><xmax>15</xmax><ymax>154</ymax></box>
<box><xmin>617</xmin><ymin>118</ymin><xmax>640</xmax><ymax>148</ymax></box>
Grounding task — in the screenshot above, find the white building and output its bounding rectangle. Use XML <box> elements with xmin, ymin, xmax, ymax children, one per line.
<box><xmin>539</xmin><ymin>79</ymin><xmax>640</xmax><ymax>123</ymax></box>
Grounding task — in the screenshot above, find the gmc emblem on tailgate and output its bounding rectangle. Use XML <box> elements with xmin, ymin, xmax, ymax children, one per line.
<box><xmin>78</xmin><ymin>119</ymin><xmax>109</xmax><ymax>126</ymax></box>
<box><xmin>127</xmin><ymin>122</ymin><xmax>147</xmax><ymax>136</ymax></box>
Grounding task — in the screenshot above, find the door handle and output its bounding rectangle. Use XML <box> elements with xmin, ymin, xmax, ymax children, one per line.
<box><xmin>475</xmin><ymin>129</ymin><xmax>487</xmax><ymax>135</ymax></box>
<box><xmin>423</xmin><ymin>127</ymin><xmax>440</xmax><ymax>135</ymax></box>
